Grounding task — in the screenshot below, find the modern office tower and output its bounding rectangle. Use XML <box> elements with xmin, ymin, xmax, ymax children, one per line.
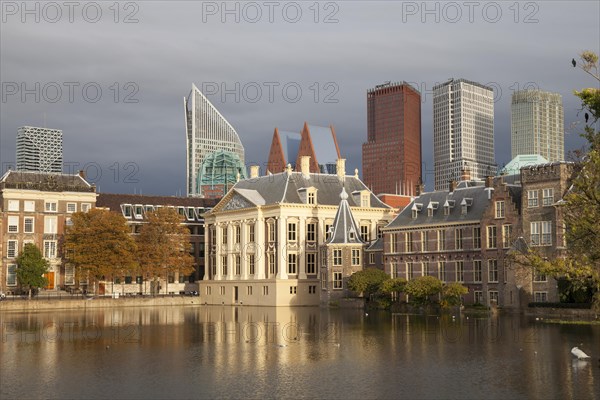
<box><xmin>184</xmin><ymin>83</ymin><xmax>245</xmax><ymax>197</ymax></box>
<box><xmin>16</xmin><ymin>126</ymin><xmax>63</xmax><ymax>173</ymax></box>
<box><xmin>433</xmin><ymin>79</ymin><xmax>496</xmax><ymax>190</ymax></box>
<box><xmin>362</xmin><ymin>82</ymin><xmax>422</xmax><ymax>195</ymax></box>
<box><xmin>511</xmin><ymin>90</ymin><xmax>564</xmax><ymax>162</ymax></box>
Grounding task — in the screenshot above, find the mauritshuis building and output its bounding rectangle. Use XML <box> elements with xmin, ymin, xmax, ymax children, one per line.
<box><xmin>184</xmin><ymin>84</ymin><xmax>246</xmax><ymax>198</ymax></box>
<box><xmin>433</xmin><ymin>79</ymin><xmax>496</xmax><ymax>191</ymax></box>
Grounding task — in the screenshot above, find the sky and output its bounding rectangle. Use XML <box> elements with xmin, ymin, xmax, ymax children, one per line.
<box><xmin>1</xmin><ymin>1</ymin><xmax>599</xmax><ymax>195</ymax></box>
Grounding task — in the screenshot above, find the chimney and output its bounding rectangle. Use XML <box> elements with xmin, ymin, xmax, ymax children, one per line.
<box><xmin>460</xmin><ymin>167</ymin><xmax>471</xmax><ymax>181</ymax></box>
<box><xmin>485</xmin><ymin>176</ymin><xmax>494</xmax><ymax>188</ymax></box>
<box><xmin>286</xmin><ymin>163</ymin><xmax>293</xmax><ymax>176</ymax></box>
<box><xmin>250</xmin><ymin>165</ymin><xmax>260</xmax><ymax>179</ymax></box>
<box><xmin>78</xmin><ymin>170</ymin><xmax>86</xmax><ymax>179</ymax></box>
<box><xmin>336</xmin><ymin>158</ymin><xmax>346</xmax><ymax>179</ymax></box>
<box><xmin>415</xmin><ymin>182</ymin><xmax>425</xmax><ymax>196</ymax></box>
<box><xmin>449</xmin><ymin>180</ymin><xmax>457</xmax><ymax>193</ymax></box>
<box><xmin>300</xmin><ymin>156</ymin><xmax>311</xmax><ymax>178</ymax></box>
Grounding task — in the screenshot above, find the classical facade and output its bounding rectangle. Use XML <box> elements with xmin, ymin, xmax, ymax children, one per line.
<box><xmin>0</xmin><ymin>170</ymin><xmax>96</xmax><ymax>293</ymax></box>
<box><xmin>362</xmin><ymin>82</ymin><xmax>422</xmax><ymax>196</ymax></box>
<box><xmin>16</xmin><ymin>126</ymin><xmax>63</xmax><ymax>173</ymax></box>
<box><xmin>200</xmin><ymin>157</ymin><xmax>395</xmax><ymax>306</ymax></box>
<box><xmin>267</xmin><ymin>123</ymin><xmax>341</xmax><ymax>174</ymax></box>
<box><xmin>96</xmin><ymin>193</ymin><xmax>218</xmax><ymax>295</ymax></box>
<box><xmin>511</xmin><ymin>90</ymin><xmax>564</xmax><ymax>162</ymax></box>
<box><xmin>185</xmin><ymin>83</ymin><xmax>245</xmax><ymax>197</ymax></box>
<box><xmin>433</xmin><ymin>79</ymin><xmax>496</xmax><ymax>190</ymax></box>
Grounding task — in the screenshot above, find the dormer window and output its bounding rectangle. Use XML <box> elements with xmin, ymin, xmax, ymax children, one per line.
<box><xmin>134</xmin><ymin>205</ymin><xmax>143</xmax><ymax>219</ymax></box>
<box><xmin>460</xmin><ymin>198</ymin><xmax>473</xmax><ymax>215</ymax></box>
<box><xmin>443</xmin><ymin>200</ymin><xmax>455</xmax><ymax>216</ymax></box>
<box><xmin>427</xmin><ymin>201</ymin><xmax>438</xmax><ymax>217</ymax></box>
<box><xmin>122</xmin><ymin>204</ymin><xmax>133</xmax><ymax>218</ymax></box>
<box><xmin>349</xmin><ymin>229</ymin><xmax>355</xmax><ymax>240</ymax></box>
<box><xmin>411</xmin><ymin>203</ymin><xmax>423</xmax><ymax>219</ymax></box>
<box><xmin>308</xmin><ymin>192</ymin><xmax>315</xmax><ymax>205</ymax></box>
<box><xmin>361</xmin><ymin>192</ymin><xmax>370</xmax><ymax>208</ymax></box>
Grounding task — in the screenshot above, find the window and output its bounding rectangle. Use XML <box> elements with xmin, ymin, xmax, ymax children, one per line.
<box><xmin>405</xmin><ymin>232</ymin><xmax>413</xmax><ymax>253</ymax></box>
<box><xmin>473</xmin><ymin>227</ymin><xmax>481</xmax><ymax>249</ymax></box>
<box><xmin>377</xmin><ymin>226</ymin><xmax>383</xmax><ymax>239</ymax></box>
<box><xmin>235</xmin><ymin>255</ymin><xmax>241</xmax><ymax>275</ymax></box>
<box><xmin>8</xmin><ymin>216</ymin><xmax>19</xmax><ymax>233</ymax></box>
<box><xmin>487</xmin><ymin>226</ymin><xmax>497</xmax><ymax>249</ymax></box>
<box><xmin>321</xmin><ymin>271</ymin><xmax>327</xmax><ymax>290</ymax></box>
<box><xmin>249</xmin><ymin>224</ymin><xmax>255</xmax><ymax>242</ymax></box>
<box><xmin>360</xmin><ymin>225</ymin><xmax>369</xmax><ymax>242</ymax></box>
<box><xmin>306</xmin><ymin>253</ymin><xmax>316</xmax><ymax>274</ymax></box>
<box><xmin>333</xmin><ymin>272</ymin><xmax>343</xmax><ymax>289</ymax></box>
<box><xmin>7</xmin><ymin>264</ymin><xmax>17</xmax><ymax>286</ymax></box>
<box><xmin>325</xmin><ymin>224</ymin><xmax>332</xmax><ymax>241</ymax></box>
<box><xmin>534</xmin><ymin>292</ymin><xmax>548</xmax><ymax>302</ymax></box>
<box><xmin>220</xmin><ymin>286</ymin><xmax>225</xmax><ymax>295</ymax></box>
<box><xmin>247</xmin><ymin>286</ymin><xmax>253</xmax><ymax>295</ymax></box>
<box><xmin>361</xmin><ymin>192</ymin><xmax>370</xmax><ymax>208</ymax></box>
<box><xmin>438</xmin><ymin>261</ymin><xmax>446</xmax><ymax>282</ymax></box>
<box><xmin>412</xmin><ymin>209</ymin><xmax>418</xmax><ymax>219</ymax></box>
<box><xmin>287</xmin><ymin>222</ymin><xmax>297</xmax><ymax>242</ymax></box>
<box><xmin>474</xmin><ymin>260</ymin><xmax>482</xmax><ymax>282</ymax></box>
<box><xmin>308</xmin><ymin>192</ymin><xmax>316</xmax><ymax>205</ymax></box>
<box><xmin>474</xmin><ymin>291</ymin><xmax>484</xmax><ymax>305</ymax></box>
<box><xmin>455</xmin><ymin>228</ymin><xmax>463</xmax><ymax>250</ymax></box>
<box><xmin>67</xmin><ymin>203</ymin><xmax>77</xmax><ymax>213</ymax></box>
<box><xmin>222</xmin><ymin>256</ymin><xmax>228</xmax><ymax>276</ymax></box>
<box><xmin>8</xmin><ymin>200</ymin><xmax>19</xmax><ymax>211</ymax></box>
<box><xmin>234</xmin><ymin>225</ymin><xmax>241</xmax><ymax>244</ymax></box>
<box><xmin>44</xmin><ymin>216</ymin><xmax>57</xmax><ymax>234</ymax></box>
<box><xmin>542</xmin><ymin>188</ymin><xmax>554</xmax><ymax>206</ymax></box>
<box><xmin>249</xmin><ymin>255</ymin><xmax>255</xmax><ymax>275</ymax></box>
<box><xmin>534</xmin><ymin>271</ymin><xmax>547</xmax><ymax>282</ymax></box>
<box><xmin>65</xmin><ymin>217</ymin><xmax>73</xmax><ymax>227</ymax></box>
<box><xmin>44</xmin><ymin>241</ymin><xmax>57</xmax><ymax>259</ymax></box>
<box><xmin>24</xmin><ymin>201</ymin><xmax>35</xmax><ymax>212</ymax></box>
<box><xmin>502</xmin><ymin>225</ymin><xmax>512</xmax><ymax>248</ymax></box>
<box><xmin>437</xmin><ymin>230</ymin><xmax>446</xmax><ymax>251</ymax></box>
<box><xmin>527</xmin><ymin>190</ymin><xmax>538</xmax><ymax>207</ymax></box>
<box><xmin>268</xmin><ymin>222</ymin><xmax>276</xmax><ymax>242</ymax></box>
<box><xmin>488</xmin><ymin>259</ymin><xmax>498</xmax><ymax>283</ymax></box>
<box><xmin>444</xmin><ymin>205</ymin><xmax>450</xmax><ymax>216</ymax></box>
<box><xmin>333</xmin><ymin>249</ymin><xmax>342</xmax><ymax>266</ymax></box>
<box><xmin>309</xmin><ymin>285</ymin><xmax>316</xmax><ymax>294</ymax></box>
<box><xmin>7</xmin><ymin>240</ymin><xmax>18</xmax><ymax>258</ymax></box>
<box><xmin>65</xmin><ymin>264</ymin><xmax>75</xmax><ymax>285</ymax></box>
<box><xmin>541</xmin><ymin>221</ymin><xmax>552</xmax><ymax>246</ymax></box>
<box><xmin>206</xmin><ymin>286</ymin><xmax>212</xmax><ymax>295</ymax></box>
<box><xmin>81</xmin><ymin>203</ymin><xmax>91</xmax><ymax>213</ymax></box>
<box><xmin>530</xmin><ymin>222</ymin><xmax>551</xmax><ymax>246</ymax></box>
<box><xmin>306</xmin><ymin>223</ymin><xmax>316</xmax><ymax>242</ymax></box>
<box><xmin>263</xmin><ymin>286</ymin><xmax>269</xmax><ymax>296</ymax></box>
<box><xmin>289</xmin><ymin>286</ymin><xmax>297</xmax><ymax>294</ymax></box>
<box><xmin>390</xmin><ymin>233</ymin><xmax>397</xmax><ymax>253</ymax></box>
<box><xmin>222</xmin><ymin>227</ymin><xmax>228</xmax><ymax>244</ymax></box>
<box><xmin>288</xmin><ymin>254</ymin><xmax>297</xmax><ymax>275</ymax></box>
<box><xmin>456</xmin><ymin>261</ymin><xmax>464</xmax><ymax>282</ymax></box>
<box><xmin>268</xmin><ymin>253</ymin><xmax>276</xmax><ymax>275</ymax></box>
<box><xmin>369</xmin><ymin>253</ymin><xmax>375</xmax><ymax>265</ymax></box>
<box><xmin>495</xmin><ymin>201</ymin><xmax>505</xmax><ymax>218</ymax></box>
<box><xmin>352</xmin><ymin>249</ymin><xmax>361</xmax><ymax>266</ymax></box>
<box><xmin>488</xmin><ymin>290</ymin><xmax>499</xmax><ymax>305</ymax></box>
<box><xmin>122</xmin><ymin>204</ymin><xmax>132</xmax><ymax>218</ymax></box>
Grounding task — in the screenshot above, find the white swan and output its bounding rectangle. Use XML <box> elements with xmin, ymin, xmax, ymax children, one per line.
<box><xmin>571</xmin><ymin>347</ymin><xmax>591</xmax><ymax>359</ymax></box>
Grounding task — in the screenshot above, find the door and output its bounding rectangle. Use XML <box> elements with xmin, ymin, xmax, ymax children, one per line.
<box><xmin>44</xmin><ymin>272</ymin><xmax>55</xmax><ymax>289</ymax></box>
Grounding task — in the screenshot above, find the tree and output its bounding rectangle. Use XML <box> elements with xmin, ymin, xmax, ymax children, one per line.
<box><xmin>380</xmin><ymin>278</ymin><xmax>407</xmax><ymax>295</ymax></box>
<box><xmin>136</xmin><ymin>208</ymin><xmax>195</xmax><ymax>294</ymax></box>
<box><xmin>526</xmin><ymin>51</ymin><xmax>600</xmax><ymax>310</ymax></box>
<box><xmin>404</xmin><ymin>276</ymin><xmax>443</xmax><ymax>306</ymax></box>
<box><xmin>16</xmin><ymin>243</ymin><xmax>49</xmax><ymax>298</ymax></box>
<box><xmin>64</xmin><ymin>208</ymin><xmax>138</xmax><ymax>292</ymax></box>
<box><xmin>347</xmin><ymin>268</ymin><xmax>389</xmax><ymax>298</ymax></box>
<box><xmin>441</xmin><ymin>282</ymin><xmax>468</xmax><ymax>308</ymax></box>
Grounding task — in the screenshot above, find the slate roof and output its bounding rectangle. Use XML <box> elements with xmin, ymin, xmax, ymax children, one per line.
<box><xmin>326</xmin><ymin>188</ymin><xmax>365</xmax><ymax>245</ymax></box>
<box><xmin>218</xmin><ymin>171</ymin><xmax>390</xmax><ymax>209</ymax></box>
<box><xmin>0</xmin><ymin>170</ymin><xmax>95</xmax><ymax>192</ymax></box>
<box><xmin>366</xmin><ymin>237</ymin><xmax>384</xmax><ymax>251</ymax></box>
<box><xmin>97</xmin><ymin>193</ymin><xmax>218</xmax><ymax>212</ymax></box>
<box><xmin>385</xmin><ymin>179</ymin><xmax>521</xmax><ymax>229</ymax></box>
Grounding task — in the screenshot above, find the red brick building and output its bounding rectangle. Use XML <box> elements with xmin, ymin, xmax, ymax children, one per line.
<box><xmin>362</xmin><ymin>82</ymin><xmax>422</xmax><ymax>196</ymax></box>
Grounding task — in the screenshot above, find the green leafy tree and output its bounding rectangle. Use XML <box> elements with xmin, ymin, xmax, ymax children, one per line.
<box><xmin>16</xmin><ymin>243</ymin><xmax>49</xmax><ymax>298</ymax></box>
<box><xmin>524</xmin><ymin>51</ymin><xmax>600</xmax><ymax>310</ymax></box>
<box><xmin>380</xmin><ymin>277</ymin><xmax>407</xmax><ymax>295</ymax></box>
<box><xmin>404</xmin><ymin>276</ymin><xmax>443</xmax><ymax>306</ymax></box>
<box><xmin>136</xmin><ymin>208</ymin><xmax>195</xmax><ymax>294</ymax></box>
<box><xmin>64</xmin><ymin>208</ymin><xmax>138</xmax><ymax>292</ymax></box>
<box><xmin>441</xmin><ymin>282</ymin><xmax>468</xmax><ymax>308</ymax></box>
<box><xmin>347</xmin><ymin>268</ymin><xmax>390</xmax><ymax>297</ymax></box>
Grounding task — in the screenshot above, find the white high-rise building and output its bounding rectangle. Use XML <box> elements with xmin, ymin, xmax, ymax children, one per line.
<box><xmin>16</xmin><ymin>126</ymin><xmax>63</xmax><ymax>173</ymax></box>
<box><xmin>433</xmin><ymin>79</ymin><xmax>496</xmax><ymax>190</ymax></box>
<box><xmin>184</xmin><ymin>84</ymin><xmax>245</xmax><ymax>197</ymax></box>
<box><xmin>511</xmin><ymin>90</ymin><xmax>564</xmax><ymax>162</ymax></box>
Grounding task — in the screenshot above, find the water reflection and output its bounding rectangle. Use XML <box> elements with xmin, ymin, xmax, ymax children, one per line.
<box><xmin>1</xmin><ymin>307</ymin><xmax>598</xmax><ymax>399</ymax></box>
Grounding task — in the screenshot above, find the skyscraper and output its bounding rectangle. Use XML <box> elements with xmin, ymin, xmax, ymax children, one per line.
<box><xmin>433</xmin><ymin>79</ymin><xmax>496</xmax><ymax>190</ymax></box>
<box><xmin>362</xmin><ymin>82</ymin><xmax>421</xmax><ymax>195</ymax></box>
<box><xmin>184</xmin><ymin>84</ymin><xmax>245</xmax><ymax>197</ymax></box>
<box><xmin>16</xmin><ymin>126</ymin><xmax>63</xmax><ymax>173</ymax></box>
<box><xmin>511</xmin><ymin>89</ymin><xmax>564</xmax><ymax>162</ymax></box>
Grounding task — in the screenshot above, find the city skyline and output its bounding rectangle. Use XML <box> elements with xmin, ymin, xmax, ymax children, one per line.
<box><xmin>1</xmin><ymin>2</ymin><xmax>598</xmax><ymax>195</ymax></box>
